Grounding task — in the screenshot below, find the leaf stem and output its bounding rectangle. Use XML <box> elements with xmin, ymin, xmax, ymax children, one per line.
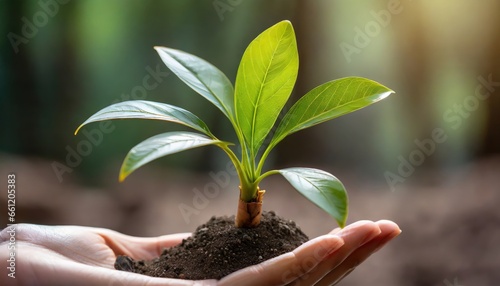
<box><xmin>219</xmin><ymin>143</ymin><xmax>257</xmax><ymax>202</ymax></box>
<box><xmin>257</xmin><ymin>169</ymin><xmax>280</xmax><ymax>183</ymax></box>
<box><xmin>255</xmin><ymin>142</ymin><xmax>276</xmax><ymax>176</ymax></box>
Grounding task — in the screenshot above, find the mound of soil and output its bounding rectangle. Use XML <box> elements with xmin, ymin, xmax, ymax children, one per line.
<box><xmin>114</xmin><ymin>211</ymin><xmax>309</xmax><ymax>280</ymax></box>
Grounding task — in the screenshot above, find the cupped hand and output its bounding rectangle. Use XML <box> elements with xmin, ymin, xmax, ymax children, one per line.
<box><xmin>0</xmin><ymin>221</ymin><xmax>400</xmax><ymax>286</ymax></box>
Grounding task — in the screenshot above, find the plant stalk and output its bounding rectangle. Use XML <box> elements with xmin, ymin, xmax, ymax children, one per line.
<box><xmin>235</xmin><ymin>187</ymin><xmax>265</xmax><ymax>228</ymax></box>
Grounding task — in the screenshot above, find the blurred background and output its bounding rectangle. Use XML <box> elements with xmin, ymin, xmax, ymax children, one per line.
<box><xmin>1</xmin><ymin>0</ymin><xmax>499</xmax><ymax>285</ymax></box>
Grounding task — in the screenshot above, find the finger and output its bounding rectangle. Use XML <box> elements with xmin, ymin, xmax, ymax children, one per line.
<box><xmin>328</xmin><ymin>227</ymin><xmax>341</xmax><ymax>235</ymax></box>
<box><xmin>19</xmin><ymin>251</ymin><xmax>216</xmax><ymax>286</ymax></box>
<box><xmin>9</xmin><ymin>224</ymin><xmax>192</xmax><ymax>267</ymax></box>
<box><xmin>293</xmin><ymin>221</ymin><xmax>381</xmax><ymax>285</ymax></box>
<box><xmin>95</xmin><ymin>228</ymin><xmax>192</xmax><ymax>259</ymax></box>
<box><xmin>316</xmin><ymin>220</ymin><xmax>401</xmax><ymax>286</ymax></box>
<box><xmin>218</xmin><ymin>235</ymin><xmax>344</xmax><ymax>286</ymax></box>
<box><xmin>3</xmin><ymin>224</ymin><xmax>119</xmax><ymax>268</ymax></box>
<box><xmin>10</xmin><ymin>224</ymin><xmax>191</xmax><ymax>260</ymax></box>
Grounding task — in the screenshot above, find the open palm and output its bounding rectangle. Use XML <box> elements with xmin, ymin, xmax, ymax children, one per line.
<box><xmin>0</xmin><ymin>221</ymin><xmax>400</xmax><ymax>286</ymax></box>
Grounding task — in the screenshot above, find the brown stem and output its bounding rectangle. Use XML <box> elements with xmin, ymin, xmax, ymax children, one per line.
<box><xmin>235</xmin><ymin>187</ymin><xmax>265</xmax><ymax>228</ymax></box>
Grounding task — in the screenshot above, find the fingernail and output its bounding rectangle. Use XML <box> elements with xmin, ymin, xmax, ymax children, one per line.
<box><xmin>316</xmin><ymin>235</ymin><xmax>345</xmax><ymax>260</ymax></box>
<box><xmin>327</xmin><ymin>236</ymin><xmax>345</xmax><ymax>255</ymax></box>
<box><xmin>373</xmin><ymin>229</ymin><xmax>402</xmax><ymax>252</ymax></box>
<box><xmin>360</xmin><ymin>228</ymin><xmax>381</xmax><ymax>246</ymax></box>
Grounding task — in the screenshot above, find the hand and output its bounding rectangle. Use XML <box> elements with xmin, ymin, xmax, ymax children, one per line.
<box><xmin>0</xmin><ymin>221</ymin><xmax>400</xmax><ymax>286</ymax></box>
<box><xmin>219</xmin><ymin>220</ymin><xmax>401</xmax><ymax>285</ymax></box>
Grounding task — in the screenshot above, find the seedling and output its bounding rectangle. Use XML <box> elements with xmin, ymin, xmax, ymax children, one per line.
<box><xmin>75</xmin><ymin>21</ymin><xmax>394</xmax><ymax>228</ymax></box>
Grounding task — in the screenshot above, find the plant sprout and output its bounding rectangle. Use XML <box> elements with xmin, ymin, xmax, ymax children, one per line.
<box><xmin>75</xmin><ymin>21</ymin><xmax>394</xmax><ymax>228</ymax></box>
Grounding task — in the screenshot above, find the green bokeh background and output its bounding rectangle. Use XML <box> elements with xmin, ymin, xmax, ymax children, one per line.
<box><xmin>2</xmin><ymin>0</ymin><xmax>498</xmax><ymax>185</ymax></box>
<box><xmin>1</xmin><ymin>1</ymin><xmax>500</xmax><ymax>285</ymax></box>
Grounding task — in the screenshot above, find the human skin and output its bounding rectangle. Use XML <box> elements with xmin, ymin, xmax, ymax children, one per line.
<box><xmin>0</xmin><ymin>220</ymin><xmax>400</xmax><ymax>286</ymax></box>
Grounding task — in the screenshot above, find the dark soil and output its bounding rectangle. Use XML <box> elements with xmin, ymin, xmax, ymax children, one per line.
<box><xmin>114</xmin><ymin>211</ymin><xmax>309</xmax><ymax>280</ymax></box>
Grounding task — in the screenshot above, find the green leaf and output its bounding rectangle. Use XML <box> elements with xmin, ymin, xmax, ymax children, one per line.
<box><xmin>271</xmin><ymin>77</ymin><xmax>394</xmax><ymax>148</ymax></box>
<box><xmin>155</xmin><ymin>47</ymin><xmax>235</xmax><ymax>121</ymax></box>
<box><xmin>278</xmin><ymin>168</ymin><xmax>348</xmax><ymax>228</ymax></box>
<box><xmin>119</xmin><ymin>132</ymin><xmax>224</xmax><ymax>181</ymax></box>
<box><xmin>234</xmin><ymin>20</ymin><xmax>298</xmax><ymax>156</ymax></box>
<box><xmin>75</xmin><ymin>100</ymin><xmax>214</xmax><ymax>137</ymax></box>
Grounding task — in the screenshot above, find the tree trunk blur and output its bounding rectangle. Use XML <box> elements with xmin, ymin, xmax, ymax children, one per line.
<box><xmin>478</xmin><ymin>15</ymin><xmax>500</xmax><ymax>157</ymax></box>
<box><xmin>275</xmin><ymin>0</ymin><xmax>328</xmax><ymax>167</ymax></box>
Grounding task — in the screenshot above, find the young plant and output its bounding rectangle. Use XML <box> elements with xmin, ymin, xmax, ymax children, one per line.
<box><xmin>75</xmin><ymin>21</ymin><xmax>394</xmax><ymax>229</ymax></box>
